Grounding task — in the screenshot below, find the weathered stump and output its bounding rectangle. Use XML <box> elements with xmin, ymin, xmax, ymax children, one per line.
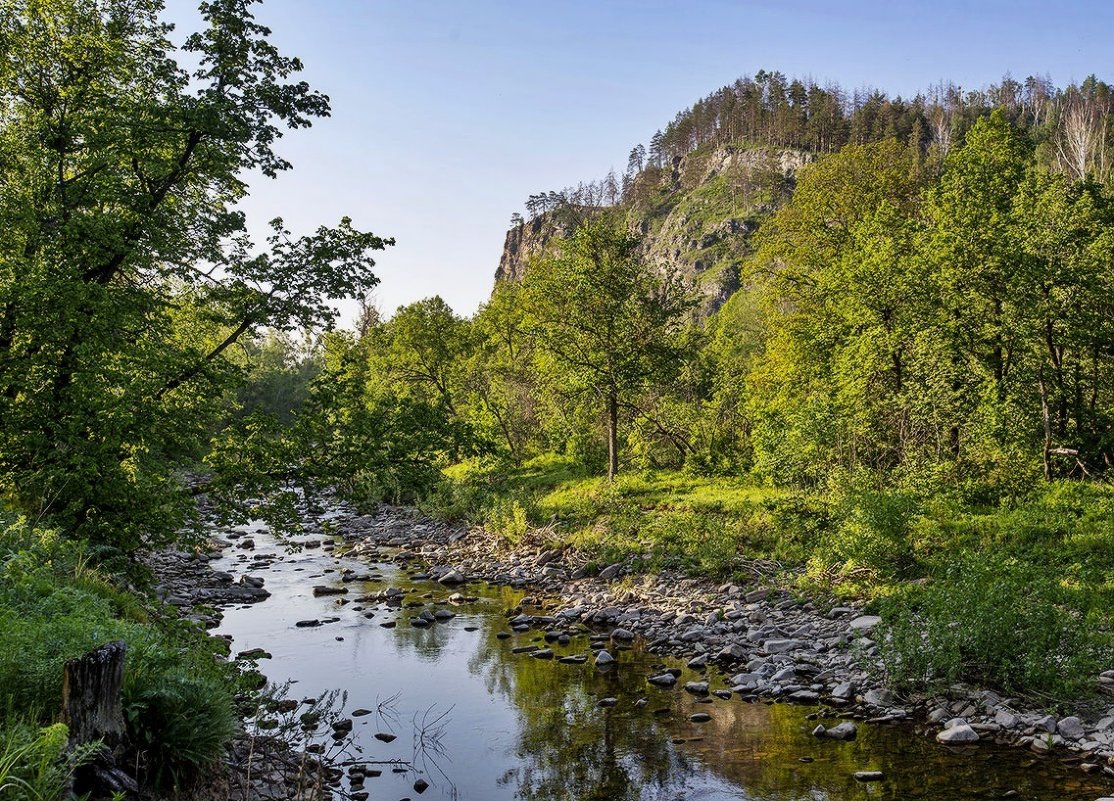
<box><xmin>63</xmin><ymin>641</ymin><xmax>138</xmax><ymax>797</ymax></box>
<box><xmin>63</xmin><ymin>640</ymin><xmax>127</xmax><ymax>747</ymax></box>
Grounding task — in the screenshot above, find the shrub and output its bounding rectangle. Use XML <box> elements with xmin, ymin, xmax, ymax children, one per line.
<box><xmin>484</xmin><ymin>497</ymin><xmax>532</xmax><ymax>545</ymax></box>
<box><xmin>422</xmin><ymin>456</ymin><xmax>509</xmax><ymax>522</ymax></box>
<box><xmin>818</xmin><ymin>487</ymin><xmax>923</xmax><ymax>583</ymax></box>
<box><xmin>877</xmin><ymin>553</ymin><xmax>1109</xmax><ymax>701</ymax></box>
<box><xmin>124</xmin><ymin>660</ymin><xmax>238</xmax><ymax>791</ymax></box>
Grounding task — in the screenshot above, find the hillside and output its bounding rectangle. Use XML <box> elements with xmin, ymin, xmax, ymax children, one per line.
<box><xmin>496</xmin><ymin>145</ymin><xmax>812</xmax><ymax>312</ymax></box>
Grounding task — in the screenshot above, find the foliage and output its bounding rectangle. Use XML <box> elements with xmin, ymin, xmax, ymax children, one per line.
<box><xmin>877</xmin><ymin>553</ymin><xmax>1110</xmax><ymax>700</ymax></box>
<box><xmin>0</xmin><ymin>0</ymin><xmax>388</xmax><ymax>549</ymax></box>
<box><xmin>0</xmin><ymin>514</ymin><xmax>239</xmax><ymax>793</ymax></box>
<box><xmin>0</xmin><ymin>720</ymin><xmax>96</xmax><ymax>801</ymax></box>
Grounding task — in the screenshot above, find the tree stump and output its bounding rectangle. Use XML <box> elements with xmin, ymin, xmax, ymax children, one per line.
<box><xmin>62</xmin><ymin>640</ymin><xmax>127</xmax><ymax>748</ymax></box>
<box><xmin>63</xmin><ymin>641</ymin><xmax>137</xmax><ymax>797</ymax></box>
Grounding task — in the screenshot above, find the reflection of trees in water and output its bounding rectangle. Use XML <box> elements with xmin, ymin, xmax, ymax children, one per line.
<box><xmin>466</xmin><ymin>609</ymin><xmax>701</xmax><ymax>800</ymax></box>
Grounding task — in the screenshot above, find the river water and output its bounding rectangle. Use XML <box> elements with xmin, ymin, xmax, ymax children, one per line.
<box><xmin>212</xmin><ymin>522</ymin><xmax>1111</xmax><ymax>801</ymax></box>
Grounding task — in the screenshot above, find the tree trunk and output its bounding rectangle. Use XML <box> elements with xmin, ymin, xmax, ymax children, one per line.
<box><xmin>1039</xmin><ymin>372</ymin><xmax>1053</xmax><ymax>481</ymax></box>
<box><xmin>607</xmin><ymin>389</ymin><xmax>619</xmax><ymax>481</ymax></box>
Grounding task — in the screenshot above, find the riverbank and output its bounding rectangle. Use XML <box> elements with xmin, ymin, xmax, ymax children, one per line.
<box><xmin>329</xmin><ymin>502</ymin><xmax>1114</xmax><ymax>785</ymax></box>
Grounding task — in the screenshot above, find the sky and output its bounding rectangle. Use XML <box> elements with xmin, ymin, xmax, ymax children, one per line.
<box><xmin>165</xmin><ymin>0</ymin><xmax>1114</xmax><ymax>322</ymax></box>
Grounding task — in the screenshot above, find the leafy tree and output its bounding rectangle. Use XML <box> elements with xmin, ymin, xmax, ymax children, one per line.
<box><xmin>0</xmin><ymin>0</ymin><xmax>387</xmax><ymax>548</ymax></box>
<box><xmin>366</xmin><ymin>297</ymin><xmax>469</xmax><ymax>413</ymax></box>
<box><xmin>465</xmin><ymin>281</ymin><xmax>542</xmax><ymax>461</ymax></box>
<box><xmin>520</xmin><ymin>218</ymin><xmax>693</xmax><ymax>479</ymax></box>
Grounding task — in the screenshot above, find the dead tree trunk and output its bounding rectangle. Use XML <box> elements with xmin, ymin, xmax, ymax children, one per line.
<box><xmin>63</xmin><ymin>641</ymin><xmax>138</xmax><ymax>797</ymax></box>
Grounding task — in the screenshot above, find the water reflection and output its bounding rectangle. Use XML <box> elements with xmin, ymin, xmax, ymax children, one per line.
<box><xmin>213</xmin><ymin>529</ymin><xmax>1112</xmax><ymax>801</ymax></box>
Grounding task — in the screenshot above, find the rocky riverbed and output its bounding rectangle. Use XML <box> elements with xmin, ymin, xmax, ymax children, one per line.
<box><xmin>337</xmin><ymin>503</ymin><xmax>1114</xmax><ymax>789</ymax></box>
<box><xmin>150</xmin><ymin>498</ymin><xmax>1114</xmax><ymax>799</ymax></box>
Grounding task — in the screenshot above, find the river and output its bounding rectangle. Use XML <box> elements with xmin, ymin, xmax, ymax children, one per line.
<box><xmin>211</xmin><ymin>519</ymin><xmax>1112</xmax><ymax>800</ymax></box>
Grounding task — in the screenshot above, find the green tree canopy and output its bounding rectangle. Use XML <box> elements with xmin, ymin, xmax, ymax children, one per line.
<box><xmin>520</xmin><ymin>218</ymin><xmax>694</xmax><ymax>479</ymax></box>
<box><xmin>0</xmin><ymin>0</ymin><xmax>388</xmax><ymax>548</ymax></box>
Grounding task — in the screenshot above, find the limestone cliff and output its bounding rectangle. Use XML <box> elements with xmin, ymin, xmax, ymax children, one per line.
<box><xmin>494</xmin><ymin>145</ymin><xmax>814</xmax><ymax>313</ymax></box>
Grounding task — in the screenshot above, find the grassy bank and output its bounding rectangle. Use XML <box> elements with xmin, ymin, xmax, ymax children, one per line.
<box><xmin>425</xmin><ymin>455</ymin><xmax>1114</xmax><ymax>703</ymax></box>
<box><xmin>0</xmin><ymin>514</ymin><xmax>241</xmax><ymax>798</ymax></box>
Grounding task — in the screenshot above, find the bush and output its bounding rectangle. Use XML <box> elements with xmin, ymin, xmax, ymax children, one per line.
<box><xmin>422</xmin><ymin>456</ymin><xmax>509</xmax><ymax>522</ymax></box>
<box><xmin>877</xmin><ymin>553</ymin><xmax>1109</xmax><ymax>701</ymax></box>
<box><xmin>124</xmin><ymin>656</ymin><xmax>238</xmax><ymax>791</ymax></box>
<box><xmin>817</xmin><ymin>487</ymin><xmax>923</xmax><ymax>583</ymax></box>
<box><xmin>484</xmin><ymin>497</ymin><xmax>532</xmax><ymax>545</ymax></box>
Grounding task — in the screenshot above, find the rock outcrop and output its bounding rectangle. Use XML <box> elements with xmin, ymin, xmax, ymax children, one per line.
<box><xmin>494</xmin><ymin>145</ymin><xmax>814</xmax><ymax>314</ymax></box>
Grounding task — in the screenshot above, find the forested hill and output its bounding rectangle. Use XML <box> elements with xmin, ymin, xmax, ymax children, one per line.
<box><xmin>496</xmin><ymin>70</ymin><xmax>1113</xmax><ymax>310</ymax></box>
<box><xmin>497</xmin><ymin>145</ymin><xmax>812</xmax><ymax>311</ymax></box>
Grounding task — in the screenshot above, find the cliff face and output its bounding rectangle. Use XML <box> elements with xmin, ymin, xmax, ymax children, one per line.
<box><xmin>495</xmin><ymin>214</ymin><xmax>574</xmax><ymax>284</ymax></box>
<box><xmin>494</xmin><ymin>145</ymin><xmax>814</xmax><ymax>313</ymax></box>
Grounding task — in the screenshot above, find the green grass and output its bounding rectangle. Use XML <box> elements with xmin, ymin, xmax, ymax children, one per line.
<box><xmin>427</xmin><ymin>455</ymin><xmax>1114</xmax><ymax>702</ymax></box>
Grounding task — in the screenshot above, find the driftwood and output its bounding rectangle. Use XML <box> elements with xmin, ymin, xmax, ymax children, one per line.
<box><xmin>63</xmin><ymin>641</ymin><xmax>138</xmax><ymax>798</ymax></box>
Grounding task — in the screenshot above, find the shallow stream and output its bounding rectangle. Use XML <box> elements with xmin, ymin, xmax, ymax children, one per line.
<box><xmin>212</xmin><ymin>522</ymin><xmax>1112</xmax><ymax>800</ymax></box>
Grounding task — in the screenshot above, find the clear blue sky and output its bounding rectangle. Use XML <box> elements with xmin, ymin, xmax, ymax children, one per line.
<box><xmin>166</xmin><ymin>0</ymin><xmax>1113</xmax><ymax>321</ymax></box>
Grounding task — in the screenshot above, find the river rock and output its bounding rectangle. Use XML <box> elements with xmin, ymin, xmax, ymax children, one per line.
<box><xmin>595</xmin><ymin>650</ymin><xmax>615</xmax><ymax>666</ymax></box>
<box><xmin>854</xmin><ymin>771</ymin><xmax>884</xmax><ymax>782</ymax></box>
<box><xmin>313</xmin><ymin>585</ymin><xmax>347</xmax><ymax>596</ymax></box>
<box><xmin>1058</xmin><ymin>716</ymin><xmax>1085</xmax><ymax>740</ymax></box>
<box><xmin>648</xmin><ymin>673</ymin><xmax>677</xmax><ymax>687</ymax></box>
<box><xmin>598</xmin><ymin>563</ymin><xmax>623</xmax><ymax>580</ymax></box>
<box><xmin>438</xmin><ymin>569</ymin><xmax>466</xmax><ymax>585</ymax></box>
<box><xmin>788</xmin><ymin>690</ymin><xmax>819</xmax><ymax>703</ymax></box>
<box><xmin>847</xmin><ymin>615</ymin><xmax>881</xmax><ymax>632</ymax></box>
<box><xmin>818</xmin><ymin>722</ymin><xmax>858</xmax><ymax>741</ymax></box>
<box><xmin>994</xmin><ymin>709</ymin><xmax>1020</xmax><ymax>728</ymax></box>
<box><xmin>862</xmin><ymin>688</ymin><xmax>894</xmax><ymax>707</ymax></box>
<box><xmin>830</xmin><ymin>682</ymin><xmax>854</xmax><ymax>699</ymax></box>
<box><xmin>937</xmin><ymin>724</ymin><xmax>980</xmax><ymax>744</ymax></box>
<box><xmin>716</xmin><ymin>643</ymin><xmax>748</xmax><ymax>661</ymax></box>
<box><xmin>763</xmin><ymin>639</ymin><xmax>802</xmax><ymax>654</ymax></box>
